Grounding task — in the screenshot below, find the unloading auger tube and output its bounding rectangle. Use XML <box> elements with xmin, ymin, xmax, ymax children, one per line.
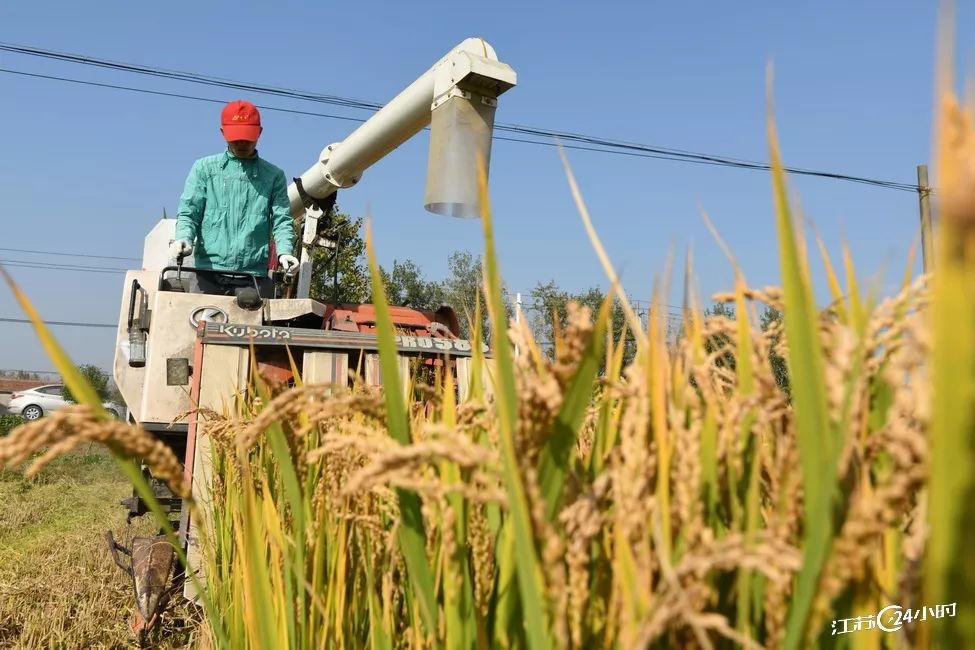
<box><xmin>288</xmin><ymin>37</ymin><xmax>517</xmax><ymax>298</ymax></box>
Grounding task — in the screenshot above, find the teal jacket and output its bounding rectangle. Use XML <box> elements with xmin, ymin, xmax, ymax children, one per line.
<box><xmin>174</xmin><ymin>150</ymin><xmax>294</xmax><ymax>276</ymax></box>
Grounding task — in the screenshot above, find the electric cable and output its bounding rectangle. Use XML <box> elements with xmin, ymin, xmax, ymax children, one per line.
<box><xmin>0</xmin><ymin>317</ymin><xmax>116</xmax><ymax>328</ymax></box>
<box><xmin>0</xmin><ymin>245</ymin><xmax>140</xmax><ymax>261</ymax></box>
<box><xmin>0</xmin><ymin>43</ymin><xmax>922</xmax><ymax>192</ymax></box>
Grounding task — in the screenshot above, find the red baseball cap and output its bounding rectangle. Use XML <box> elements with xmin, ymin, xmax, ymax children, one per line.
<box><xmin>221</xmin><ymin>100</ymin><xmax>262</xmax><ymax>142</ymax></box>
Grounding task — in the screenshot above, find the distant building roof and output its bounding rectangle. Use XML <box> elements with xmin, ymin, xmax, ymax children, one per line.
<box><xmin>0</xmin><ymin>378</ymin><xmax>54</xmax><ymax>393</ymax></box>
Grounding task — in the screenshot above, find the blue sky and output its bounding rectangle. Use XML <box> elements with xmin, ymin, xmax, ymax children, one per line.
<box><xmin>1</xmin><ymin>1</ymin><xmax>971</xmax><ymax>373</ymax></box>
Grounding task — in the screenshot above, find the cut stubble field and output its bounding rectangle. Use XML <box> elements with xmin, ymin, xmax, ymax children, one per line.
<box><xmin>0</xmin><ymin>448</ymin><xmax>197</xmax><ymax>649</ymax></box>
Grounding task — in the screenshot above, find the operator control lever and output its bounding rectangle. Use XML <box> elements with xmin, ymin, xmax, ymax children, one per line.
<box><xmin>176</xmin><ymin>251</ymin><xmax>186</xmax><ymax>285</ymax></box>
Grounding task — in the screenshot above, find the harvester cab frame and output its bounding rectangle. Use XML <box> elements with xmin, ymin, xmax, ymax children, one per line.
<box><xmin>109</xmin><ymin>37</ymin><xmax>515</xmax><ymax>640</ymax></box>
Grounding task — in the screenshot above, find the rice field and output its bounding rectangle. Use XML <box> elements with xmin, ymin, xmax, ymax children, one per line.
<box><xmin>1</xmin><ymin>35</ymin><xmax>973</xmax><ymax>650</ymax></box>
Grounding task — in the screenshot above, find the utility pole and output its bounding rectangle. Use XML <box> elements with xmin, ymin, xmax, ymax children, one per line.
<box><xmin>514</xmin><ymin>292</ymin><xmax>522</xmax><ymax>358</ymax></box>
<box><xmin>918</xmin><ymin>164</ymin><xmax>934</xmax><ymax>273</ymax></box>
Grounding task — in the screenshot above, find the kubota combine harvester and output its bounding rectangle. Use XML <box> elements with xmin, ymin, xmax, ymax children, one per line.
<box><xmin>106</xmin><ymin>38</ymin><xmax>516</xmax><ymax>637</ymax></box>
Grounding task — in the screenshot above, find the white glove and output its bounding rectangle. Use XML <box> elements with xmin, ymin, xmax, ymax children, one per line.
<box><xmin>278</xmin><ymin>254</ymin><xmax>300</xmax><ymax>276</ymax></box>
<box><xmin>169</xmin><ymin>240</ymin><xmax>193</xmax><ymax>260</ymax></box>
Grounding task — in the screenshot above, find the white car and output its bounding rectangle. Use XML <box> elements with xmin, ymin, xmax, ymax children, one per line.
<box><xmin>7</xmin><ymin>384</ymin><xmax>124</xmax><ymax>421</ymax></box>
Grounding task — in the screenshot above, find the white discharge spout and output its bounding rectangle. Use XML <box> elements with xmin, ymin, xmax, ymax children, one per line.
<box><xmin>287</xmin><ymin>37</ymin><xmax>517</xmax><ymax>219</ymax></box>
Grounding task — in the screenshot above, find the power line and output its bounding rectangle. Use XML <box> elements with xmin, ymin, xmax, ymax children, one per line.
<box><xmin>0</xmin><ymin>67</ymin><xmax>787</xmax><ymax>175</ymax></box>
<box><xmin>0</xmin><ymin>317</ymin><xmax>116</xmax><ymax>328</ymax></box>
<box><xmin>0</xmin><ymin>260</ymin><xmax>128</xmax><ymax>274</ymax></box>
<box><xmin>498</xmin><ymin>133</ymin><xmax>919</xmax><ymax>191</ymax></box>
<box><xmin>496</xmin><ymin>125</ymin><xmax>919</xmax><ymax>192</ymax></box>
<box><xmin>0</xmin><ymin>246</ymin><xmax>140</xmax><ymax>261</ymax></box>
<box><xmin>0</xmin><ymin>42</ymin><xmax>383</xmax><ymax>111</ymax></box>
<box><xmin>3</xmin><ymin>67</ymin><xmax>806</xmax><ymax>175</ymax></box>
<box><xmin>0</xmin><ymin>42</ymin><xmax>921</xmax><ymax>193</ymax></box>
<box><xmin>514</xmin><ymin>292</ymin><xmax>686</xmax><ymax>312</ymax></box>
<box><xmin>518</xmin><ymin>300</ymin><xmax>684</xmax><ymax>318</ymax></box>
<box><xmin>0</xmin><ymin>68</ymin><xmax>371</xmax><ymax>125</ymax></box>
<box><xmin>0</xmin><ymin>67</ymin><xmax>918</xmax><ymax>192</ymax></box>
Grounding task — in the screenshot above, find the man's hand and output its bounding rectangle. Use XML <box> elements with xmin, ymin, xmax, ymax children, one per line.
<box><xmin>278</xmin><ymin>254</ymin><xmax>300</xmax><ymax>276</ymax></box>
<box><xmin>169</xmin><ymin>240</ymin><xmax>193</xmax><ymax>260</ymax></box>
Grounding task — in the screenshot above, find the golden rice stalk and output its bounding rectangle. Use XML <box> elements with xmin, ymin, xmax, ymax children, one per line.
<box><xmin>237</xmin><ymin>384</ymin><xmax>385</xmax><ymax>450</ymax></box>
<box><xmin>636</xmin><ymin>528</ymin><xmax>799</xmax><ymax>648</ymax></box>
<box><xmin>928</xmin><ymin>9</ymin><xmax>975</xmax><ymax>646</ymax></box>
<box><xmin>808</xmin><ymin>423</ymin><xmax>927</xmax><ymax>637</ymax></box>
<box><xmin>340</xmin><ymin>439</ymin><xmax>500</xmax><ymax>495</ymax></box>
<box><xmin>559</xmin><ymin>491</ymin><xmax>606</xmax><ymax>647</ymax></box>
<box><xmin>468</xmin><ymin>501</ymin><xmax>496</xmax><ymax>617</ymax></box>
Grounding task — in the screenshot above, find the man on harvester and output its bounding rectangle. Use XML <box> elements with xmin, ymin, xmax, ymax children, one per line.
<box><xmin>168</xmin><ymin>100</ymin><xmax>299</xmax><ymax>298</ymax></box>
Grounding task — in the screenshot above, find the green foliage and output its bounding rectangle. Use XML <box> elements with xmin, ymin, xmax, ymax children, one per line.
<box><xmin>703</xmin><ymin>301</ymin><xmax>737</xmax><ymax>373</ymax></box>
<box><xmin>377</xmin><ymin>259</ymin><xmax>445</xmax><ymax>311</ymax></box>
<box><xmin>697</xmin><ymin>302</ymin><xmax>790</xmax><ymax>396</ymax></box>
<box><xmin>364</xmin><ymin>220</ymin><xmax>440</xmax><ymax>636</ymax></box>
<box><xmin>308</xmin><ymin>214</ymin><xmax>512</xmax><ymax>341</ymax></box>
<box><xmin>440</xmin><ymin>250</ymin><xmax>512</xmax><ymax>342</ymax></box>
<box><xmin>761</xmin><ymin>306</ymin><xmax>790</xmax><ymax>396</ymax></box>
<box><xmin>309</xmin><ymin>212</ymin><xmax>370</xmax><ymax>304</ymax></box>
<box><xmin>0</xmin><ymin>414</ymin><xmax>24</xmax><ymax>436</ymax></box>
<box><xmin>768</xmin><ymin>112</ymin><xmax>838</xmax><ymax>650</ymax></box>
<box><xmin>477</xmin><ymin>172</ymin><xmax>553</xmax><ymax>650</ymax></box>
<box><xmin>62</xmin><ymin>364</ymin><xmax>111</xmax><ymax>403</ymax></box>
<box><xmin>530</xmin><ymin>280</ymin><xmax>637</xmax><ymax>365</ymax></box>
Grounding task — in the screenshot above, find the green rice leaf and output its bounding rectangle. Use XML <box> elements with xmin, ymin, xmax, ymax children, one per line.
<box><xmin>538</xmin><ymin>289</ymin><xmax>611</xmax><ymax>522</ymax></box>
<box><xmin>364</xmin><ymin>219</ymin><xmax>440</xmax><ymax>637</ymax></box>
<box><xmin>477</xmin><ymin>158</ymin><xmax>553</xmax><ymax>650</ymax></box>
<box><xmin>766</xmin><ymin>80</ymin><xmax>839</xmax><ymax>648</ymax></box>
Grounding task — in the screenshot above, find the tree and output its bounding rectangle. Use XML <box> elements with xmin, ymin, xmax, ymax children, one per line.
<box><xmin>63</xmin><ymin>364</ymin><xmax>111</xmax><ymax>403</ymax></box>
<box><xmin>308</xmin><ymin>213</ymin><xmax>448</xmax><ymax>311</ymax></box>
<box><xmin>440</xmin><ymin>250</ymin><xmax>512</xmax><ymax>342</ymax></box>
<box><xmin>306</xmin><ymin>214</ymin><xmax>511</xmax><ymax>342</ymax></box>
<box><xmin>698</xmin><ymin>302</ymin><xmax>791</xmax><ymax>396</ymax></box>
<box><xmin>528</xmin><ymin>280</ymin><xmax>572</xmax><ymax>349</ymax></box>
<box><xmin>528</xmin><ymin>281</ymin><xmax>637</xmax><ymax>366</ymax></box>
<box><xmin>379</xmin><ymin>259</ymin><xmax>446</xmax><ymax>311</ymax></box>
<box><xmin>703</xmin><ymin>302</ymin><xmax>737</xmax><ymax>373</ymax></box>
<box><xmin>572</xmin><ymin>286</ymin><xmax>637</xmax><ymax>365</ymax></box>
<box><xmin>309</xmin><ymin>211</ymin><xmax>370</xmax><ymax>305</ymax></box>
<box><xmin>760</xmin><ymin>306</ymin><xmax>790</xmax><ymax>396</ymax></box>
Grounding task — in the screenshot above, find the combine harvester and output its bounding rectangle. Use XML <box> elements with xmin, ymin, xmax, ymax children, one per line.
<box><xmin>106</xmin><ymin>38</ymin><xmax>516</xmax><ymax>637</ymax></box>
